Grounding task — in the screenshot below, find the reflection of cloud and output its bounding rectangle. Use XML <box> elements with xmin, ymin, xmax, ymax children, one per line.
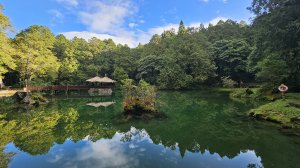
<box><xmin>129</xmin><ymin>144</ymin><xmax>138</xmax><ymax>149</ymax></box>
<box><xmin>43</xmin><ymin>127</ymin><xmax>262</xmax><ymax>168</ymax></box>
<box><xmin>74</xmin><ymin>140</ymin><xmax>139</xmax><ymax>168</ymax></box>
<box><xmin>48</xmin><ymin>153</ymin><xmax>64</xmax><ymax>163</ymax></box>
<box><xmin>55</xmin><ymin>131</ymin><xmax>141</xmax><ymax>168</ymax></box>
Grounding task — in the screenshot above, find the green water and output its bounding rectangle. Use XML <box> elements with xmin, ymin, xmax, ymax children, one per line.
<box><xmin>0</xmin><ymin>91</ymin><xmax>300</xmax><ymax>168</ymax></box>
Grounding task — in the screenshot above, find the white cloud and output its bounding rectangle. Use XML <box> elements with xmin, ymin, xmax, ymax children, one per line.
<box><xmin>148</xmin><ymin>23</ymin><xmax>178</xmax><ymax>35</ymax></box>
<box><xmin>61</xmin><ymin>17</ymin><xmax>234</xmax><ymax>47</ymax></box>
<box><xmin>129</xmin><ymin>23</ymin><xmax>138</xmax><ymax>28</ymax></box>
<box><xmin>199</xmin><ymin>0</ymin><xmax>228</xmax><ymax>3</ymax></box>
<box><xmin>56</xmin><ymin>0</ymin><xmax>78</xmax><ymax>7</ymax></box>
<box><xmin>49</xmin><ymin>9</ymin><xmax>64</xmax><ymax>22</ymax></box>
<box><xmin>62</xmin><ymin>31</ymin><xmax>137</xmax><ymax>47</ymax></box>
<box><xmin>56</xmin><ymin>0</ymin><xmax>244</xmax><ymax>48</ymax></box>
<box><xmin>189</xmin><ymin>16</ymin><xmax>229</xmax><ymax>28</ymax></box>
<box><xmin>79</xmin><ymin>0</ymin><xmax>136</xmax><ymax>33</ymax></box>
<box><xmin>146</xmin><ymin>16</ymin><xmax>229</xmax><ymax>37</ymax></box>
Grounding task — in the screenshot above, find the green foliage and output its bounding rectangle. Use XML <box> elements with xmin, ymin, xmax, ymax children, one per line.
<box><xmin>136</xmin><ymin>55</ymin><xmax>166</xmax><ymax>84</ymax></box>
<box><xmin>112</xmin><ymin>67</ymin><xmax>128</xmax><ymax>82</ymax></box>
<box><xmin>201</xmin><ymin>20</ymin><xmax>251</xmax><ymax>43</ymax></box>
<box><xmin>178</xmin><ymin>20</ymin><xmax>187</xmax><ymax>36</ymax></box>
<box><xmin>52</xmin><ymin>34</ymin><xmax>78</xmax><ymax>84</ymax></box>
<box><xmin>230</xmin><ymin>88</ymin><xmax>256</xmax><ymax>99</ymax></box>
<box><xmin>122</xmin><ymin>80</ymin><xmax>156</xmax><ymax>112</ymax></box>
<box><xmin>158</xmin><ymin>64</ymin><xmax>192</xmax><ymax>90</ymax></box>
<box><xmin>255</xmin><ymin>54</ymin><xmax>289</xmax><ymax>91</ymax></box>
<box><xmin>14</xmin><ymin>25</ymin><xmax>60</xmax><ymax>83</ymax></box>
<box><xmin>0</xmin><ymin>149</ymin><xmax>15</xmax><ymax>168</ymax></box>
<box><xmin>249</xmin><ymin>0</ymin><xmax>300</xmax><ymax>91</ymax></box>
<box><xmin>1</xmin><ymin>0</ymin><xmax>298</xmax><ymax>92</ymax></box>
<box><xmin>250</xmin><ymin>97</ymin><xmax>300</xmax><ymax>128</ymax></box>
<box><xmin>0</xmin><ymin>4</ymin><xmax>16</xmax><ymax>78</ymax></box>
<box><xmin>212</xmin><ymin>39</ymin><xmax>253</xmax><ymax>82</ymax></box>
<box><xmin>221</xmin><ymin>76</ymin><xmax>237</xmax><ymax>88</ymax></box>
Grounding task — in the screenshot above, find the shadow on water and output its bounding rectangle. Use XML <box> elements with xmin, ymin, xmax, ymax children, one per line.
<box><xmin>0</xmin><ymin>90</ymin><xmax>300</xmax><ymax>168</ymax></box>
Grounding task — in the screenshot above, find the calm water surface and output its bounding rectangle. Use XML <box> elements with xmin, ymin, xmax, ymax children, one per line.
<box><xmin>0</xmin><ymin>91</ymin><xmax>300</xmax><ymax>168</ymax></box>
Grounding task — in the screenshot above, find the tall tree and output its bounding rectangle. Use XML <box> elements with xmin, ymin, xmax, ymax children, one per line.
<box><xmin>212</xmin><ymin>39</ymin><xmax>253</xmax><ymax>82</ymax></box>
<box><xmin>178</xmin><ymin>20</ymin><xmax>186</xmax><ymax>36</ymax></box>
<box><xmin>14</xmin><ymin>25</ymin><xmax>60</xmax><ymax>85</ymax></box>
<box><xmin>136</xmin><ymin>55</ymin><xmax>167</xmax><ymax>84</ymax></box>
<box><xmin>52</xmin><ymin>34</ymin><xmax>78</xmax><ymax>84</ymax></box>
<box><xmin>0</xmin><ymin>4</ymin><xmax>16</xmax><ymax>83</ymax></box>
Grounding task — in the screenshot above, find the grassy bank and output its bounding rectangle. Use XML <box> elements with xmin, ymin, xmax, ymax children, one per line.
<box><xmin>217</xmin><ymin>88</ymin><xmax>300</xmax><ymax>131</ymax></box>
<box><xmin>249</xmin><ymin>93</ymin><xmax>300</xmax><ymax>129</ymax></box>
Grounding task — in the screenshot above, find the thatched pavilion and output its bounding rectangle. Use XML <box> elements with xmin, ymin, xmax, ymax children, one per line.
<box><xmin>86</xmin><ymin>75</ymin><xmax>116</xmax><ymax>96</ymax></box>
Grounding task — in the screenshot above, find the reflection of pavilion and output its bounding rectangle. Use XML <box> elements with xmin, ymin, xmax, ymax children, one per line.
<box><xmin>86</xmin><ymin>101</ymin><xmax>115</xmax><ymax>112</ymax></box>
<box><xmin>86</xmin><ymin>101</ymin><xmax>115</xmax><ymax>108</ymax></box>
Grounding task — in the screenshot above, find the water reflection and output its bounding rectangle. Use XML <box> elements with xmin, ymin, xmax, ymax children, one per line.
<box><xmin>0</xmin><ymin>91</ymin><xmax>300</xmax><ymax>168</ymax></box>
<box><xmin>86</xmin><ymin>101</ymin><xmax>115</xmax><ymax>108</ymax></box>
<box><xmin>5</xmin><ymin>127</ymin><xmax>263</xmax><ymax>168</ymax></box>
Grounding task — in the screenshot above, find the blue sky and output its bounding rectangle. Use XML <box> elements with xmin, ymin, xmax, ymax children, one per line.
<box><xmin>1</xmin><ymin>0</ymin><xmax>253</xmax><ymax>47</ymax></box>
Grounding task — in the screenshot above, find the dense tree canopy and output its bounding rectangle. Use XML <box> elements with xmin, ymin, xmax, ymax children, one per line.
<box><xmin>0</xmin><ymin>0</ymin><xmax>299</xmax><ymax>91</ymax></box>
<box><xmin>212</xmin><ymin>39</ymin><xmax>253</xmax><ymax>82</ymax></box>
<box><xmin>0</xmin><ymin>4</ymin><xmax>15</xmax><ymax>79</ymax></box>
<box><xmin>248</xmin><ymin>0</ymin><xmax>300</xmax><ymax>91</ymax></box>
<box><xmin>14</xmin><ymin>25</ymin><xmax>60</xmax><ymax>84</ymax></box>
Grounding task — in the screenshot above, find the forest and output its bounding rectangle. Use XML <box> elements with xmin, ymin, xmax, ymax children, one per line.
<box><xmin>0</xmin><ymin>0</ymin><xmax>299</xmax><ymax>92</ymax></box>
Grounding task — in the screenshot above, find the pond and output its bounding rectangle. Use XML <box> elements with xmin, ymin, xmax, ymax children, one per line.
<box><xmin>0</xmin><ymin>91</ymin><xmax>300</xmax><ymax>168</ymax></box>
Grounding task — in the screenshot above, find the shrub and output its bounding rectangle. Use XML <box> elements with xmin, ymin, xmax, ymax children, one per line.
<box><xmin>122</xmin><ymin>79</ymin><xmax>156</xmax><ymax>114</ymax></box>
<box><xmin>221</xmin><ymin>76</ymin><xmax>237</xmax><ymax>88</ymax></box>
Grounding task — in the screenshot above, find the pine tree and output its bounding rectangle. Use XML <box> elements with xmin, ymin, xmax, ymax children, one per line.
<box><xmin>178</xmin><ymin>20</ymin><xmax>186</xmax><ymax>36</ymax></box>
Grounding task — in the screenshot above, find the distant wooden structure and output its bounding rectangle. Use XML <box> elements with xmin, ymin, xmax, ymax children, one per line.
<box><xmin>86</xmin><ymin>75</ymin><xmax>116</xmax><ymax>96</ymax></box>
<box><xmin>26</xmin><ymin>75</ymin><xmax>116</xmax><ymax>95</ymax></box>
<box><xmin>86</xmin><ymin>75</ymin><xmax>116</xmax><ymax>85</ymax></box>
<box><xmin>27</xmin><ymin>85</ymin><xmax>91</xmax><ymax>92</ymax></box>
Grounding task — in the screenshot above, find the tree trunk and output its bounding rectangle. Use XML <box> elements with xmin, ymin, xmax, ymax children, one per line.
<box><xmin>0</xmin><ymin>78</ymin><xmax>3</xmax><ymax>89</ymax></box>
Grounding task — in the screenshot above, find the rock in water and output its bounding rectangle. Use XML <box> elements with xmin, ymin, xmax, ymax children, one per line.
<box><xmin>13</xmin><ymin>92</ymin><xmax>38</xmax><ymax>105</ymax></box>
<box><xmin>22</xmin><ymin>94</ymin><xmax>36</xmax><ymax>105</ymax></box>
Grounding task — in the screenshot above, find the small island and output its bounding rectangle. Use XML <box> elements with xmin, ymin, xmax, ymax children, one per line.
<box><xmin>120</xmin><ymin>79</ymin><xmax>165</xmax><ymax>120</ymax></box>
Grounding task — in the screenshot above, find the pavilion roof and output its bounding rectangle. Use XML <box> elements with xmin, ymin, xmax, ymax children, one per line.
<box><xmin>86</xmin><ymin>75</ymin><xmax>116</xmax><ymax>83</ymax></box>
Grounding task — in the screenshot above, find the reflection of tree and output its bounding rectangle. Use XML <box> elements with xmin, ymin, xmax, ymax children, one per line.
<box><xmin>0</xmin><ymin>148</ymin><xmax>15</xmax><ymax>168</ymax></box>
<box><xmin>247</xmin><ymin>164</ymin><xmax>263</xmax><ymax>168</ymax></box>
<box><xmin>1</xmin><ymin>92</ymin><xmax>300</xmax><ymax>168</ymax></box>
<box><xmin>119</xmin><ymin>91</ymin><xmax>300</xmax><ymax>168</ymax></box>
<box><xmin>0</xmin><ymin>98</ymin><xmax>118</xmax><ymax>156</ymax></box>
<box><xmin>1</xmin><ymin>106</ymin><xmax>61</xmax><ymax>155</ymax></box>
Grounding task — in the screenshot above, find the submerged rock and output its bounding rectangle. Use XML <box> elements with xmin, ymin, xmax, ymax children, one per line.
<box><xmin>22</xmin><ymin>94</ymin><xmax>36</xmax><ymax>105</ymax></box>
